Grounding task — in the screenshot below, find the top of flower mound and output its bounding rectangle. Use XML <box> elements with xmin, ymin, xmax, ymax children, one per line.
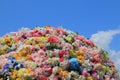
<box><xmin>0</xmin><ymin>26</ymin><xmax>119</xmax><ymax>80</ymax></box>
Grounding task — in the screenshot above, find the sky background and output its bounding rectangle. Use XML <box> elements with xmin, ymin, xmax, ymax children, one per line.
<box><xmin>0</xmin><ymin>0</ymin><xmax>120</xmax><ymax>72</ymax></box>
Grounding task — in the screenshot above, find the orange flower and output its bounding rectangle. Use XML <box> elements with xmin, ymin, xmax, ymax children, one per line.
<box><xmin>44</xmin><ymin>26</ymin><xmax>51</xmax><ymax>29</ymax></box>
<box><xmin>0</xmin><ymin>78</ymin><xmax>3</xmax><ymax>80</ymax></box>
<box><xmin>28</xmin><ymin>67</ymin><xmax>33</xmax><ymax>71</ymax></box>
<box><xmin>62</xmin><ymin>71</ymin><xmax>68</xmax><ymax>77</ymax></box>
<box><xmin>32</xmin><ymin>73</ymin><xmax>36</xmax><ymax>77</ymax></box>
<box><xmin>13</xmin><ymin>69</ymin><xmax>17</xmax><ymax>73</ymax></box>
<box><xmin>26</xmin><ymin>70</ymin><xmax>30</xmax><ymax>74</ymax></box>
<box><xmin>26</xmin><ymin>54</ymin><xmax>31</xmax><ymax>60</ymax></box>
<box><xmin>14</xmin><ymin>53</ymin><xmax>19</xmax><ymax>57</ymax></box>
<box><xmin>57</xmin><ymin>67</ymin><xmax>62</xmax><ymax>73</ymax></box>
<box><xmin>13</xmin><ymin>37</ymin><xmax>19</xmax><ymax>42</ymax></box>
<box><xmin>16</xmin><ymin>56</ymin><xmax>21</xmax><ymax>60</ymax></box>
<box><xmin>19</xmin><ymin>50</ymin><xmax>25</xmax><ymax>56</ymax></box>
<box><xmin>14</xmin><ymin>53</ymin><xmax>21</xmax><ymax>60</ymax></box>
<box><xmin>77</xmin><ymin>55</ymin><xmax>83</xmax><ymax>60</ymax></box>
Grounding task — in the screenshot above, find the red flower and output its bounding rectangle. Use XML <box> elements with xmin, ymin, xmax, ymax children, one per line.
<box><xmin>38</xmin><ymin>75</ymin><xmax>49</xmax><ymax>80</ymax></box>
<box><xmin>48</xmin><ymin>36</ymin><xmax>59</xmax><ymax>43</ymax></box>
<box><xmin>48</xmin><ymin>68</ymin><xmax>52</xmax><ymax>74</ymax></box>
<box><xmin>60</xmin><ymin>57</ymin><xmax>64</xmax><ymax>62</ymax></box>
<box><xmin>92</xmin><ymin>57</ymin><xmax>100</xmax><ymax>63</ymax></box>
<box><xmin>56</xmin><ymin>28</ymin><xmax>66</xmax><ymax>34</ymax></box>
<box><xmin>59</xmin><ymin>51</ymin><xmax>66</xmax><ymax>58</ymax></box>
<box><xmin>75</xmin><ymin>36</ymin><xmax>84</xmax><ymax>41</ymax></box>
<box><xmin>45</xmin><ymin>30</ymin><xmax>50</xmax><ymax>34</ymax></box>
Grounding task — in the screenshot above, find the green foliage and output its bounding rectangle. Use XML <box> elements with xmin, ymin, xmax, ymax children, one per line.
<box><xmin>46</xmin><ymin>42</ymin><xmax>62</xmax><ymax>50</ymax></box>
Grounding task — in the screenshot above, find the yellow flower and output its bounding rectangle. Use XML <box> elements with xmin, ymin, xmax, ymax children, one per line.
<box><xmin>38</xmin><ymin>42</ymin><xmax>43</xmax><ymax>47</ymax></box>
<box><xmin>11</xmin><ymin>70</ymin><xmax>17</xmax><ymax>79</ymax></box>
<box><xmin>87</xmin><ymin>76</ymin><xmax>93</xmax><ymax>80</ymax></box>
<box><xmin>77</xmin><ymin>50</ymin><xmax>84</xmax><ymax>55</ymax></box>
<box><xmin>17</xmin><ymin>68</ymin><xmax>27</xmax><ymax>77</ymax></box>
<box><xmin>25</xmin><ymin>46</ymin><xmax>30</xmax><ymax>51</ymax></box>
<box><xmin>40</xmin><ymin>36</ymin><xmax>48</xmax><ymax>42</ymax></box>
<box><xmin>5</xmin><ymin>37</ymin><xmax>11</xmax><ymax>43</ymax></box>
<box><xmin>2</xmin><ymin>45</ymin><xmax>8</xmax><ymax>51</ymax></box>
<box><xmin>26</xmin><ymin>70</ymin><xmax>30</xmax><ymax>74</ymax></box>
<box><xmin>11</xmin><ymin>74</ymin><xmax>17</xmax><ymax>79</ymax></box>
<box><xmin>16</xmin><ymin>78</ymin><xmax>24</xmax><ymax>80</ymax></box>
<box><xmin>26</xmin><ymin>68</ymin><xmax>32</xmax><ymax>74</ymax></box>
<box><xmin>65</xmin><ymin>36</ymin><xmax>72</xmax><ymax>43</ymax></box>
<box><xmin>78</xmin><ymin>59</ymin><xmax>84</xmax><ymax>64</ymax></box>
<box><xmin>13</xmin><ymin>69</ymin><xmax>17</xmax><ymax>73</ymax></box>
<box><xmin>25</xmin><ymin>40</ymin><xmax>32</xmax><ymax>45</ymax></box>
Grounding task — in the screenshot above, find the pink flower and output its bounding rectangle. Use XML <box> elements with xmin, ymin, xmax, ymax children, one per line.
<box><xmin>53</xmin><ymin>76</ymin><xmax>58</xmax><ymax>80</ymax></box>
<box><xmin>61</xmin><ymin>42</ymin><xmax>73</xmax><ymax>50</ymax></box>
<box><xmin>31</xmin><ymin>53</ymin><xmax>38</xmax><ymax>61</ymax></box>
<box><xmin>105</xmin><ymin>75</ymin><xmax>110</xmax><ymax>80</ymax></box>
<box><xmin>0</xmin><ymin>59</ymin><xmax>7</xmax><ymax>68</ymax></box>
<box><xmin>91</xmin><ymin>50</ymin><xmax>100</xmax><ymax>56</ymax></box>
<box><xmin>38</xmin><ymin>49</ymin><xmax>45</xmax><ymax>56</ymax></box>
<box><xmin>85</xmin><ymin>39</ymin><xmax>95</xmax><ymax>47</ymax></box>
<box><xmin>48</xmin><ymin>36</ymin><xmax>59</xmax><ymax>43</ymax></box>
<box><xmin>29</xmin><ymin>29</ymin><xmax>43</xmax><ymax>37</ymax></box>
<box><xmin>80</xmin><ymin>46</ymin><xmax>88</xmax><ymax>53</ymax></box>
<box><xmin>34</xmin><ymin>68</ymin><xmax>43</xmax><ymax>75</ymax></box>
<box><xmin>109</xmin><ymin>60</ymin><xmax>115</xmax><ymax>67</ymax></box>
<box><xmin>92</xmin><ymin>72</ymin><xmax>97</xmax><ymax>77</ymax></box>
<box><xmin>82</xmin><ymin>71</ymin><xmax>89</xmax><ymax>77</ymax></box>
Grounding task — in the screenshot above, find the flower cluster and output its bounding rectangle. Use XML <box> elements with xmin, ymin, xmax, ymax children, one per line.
<box><xmin>0</xmin><ymin>26</ymin><xmax>119</xmax><ymax>80</ymax></box>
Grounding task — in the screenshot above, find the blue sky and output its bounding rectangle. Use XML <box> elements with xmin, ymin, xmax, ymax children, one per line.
<box><xmin>0</xmin><ymin>0</ymin><xmax>120</xmax><ymax>71</ymax></box>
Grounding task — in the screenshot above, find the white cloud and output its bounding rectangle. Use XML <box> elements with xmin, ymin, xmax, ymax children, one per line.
<box><xmin>90</xmin><ymin>29</ymin><xmax>120</xmax><ymax>72</ymax></box>
<box><xmin>110</xmin><ymin>50</ymin><xmax>120</xmax><ymax>72</ymax></box>
<box><xmin>90</xmin><ymin>30</ymin><xmax>120</xmax><ymax>50</ymax></box>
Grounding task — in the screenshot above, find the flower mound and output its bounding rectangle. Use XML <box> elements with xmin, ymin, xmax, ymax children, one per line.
<box><xmin>0</xmin><ymin>26</ymin><xmax>119</xmax><ymax>80</ymax></box>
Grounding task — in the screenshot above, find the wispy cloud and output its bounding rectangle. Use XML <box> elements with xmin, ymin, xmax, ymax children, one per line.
<box><xmin>110</xmin><ymin>50</ymin><xmax>120</xmax><ymax>72</ymax></box>
<box><xmin>90</xmin><ymin>29</ymin><xmax>120</xmax><ymax>72</ymax></box>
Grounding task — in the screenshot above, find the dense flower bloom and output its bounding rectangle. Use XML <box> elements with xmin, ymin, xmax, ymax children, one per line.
<box><xmin>0</xmin><ymin>26</ymin><xmax>119</xmax><ymax>80</ymax></box>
